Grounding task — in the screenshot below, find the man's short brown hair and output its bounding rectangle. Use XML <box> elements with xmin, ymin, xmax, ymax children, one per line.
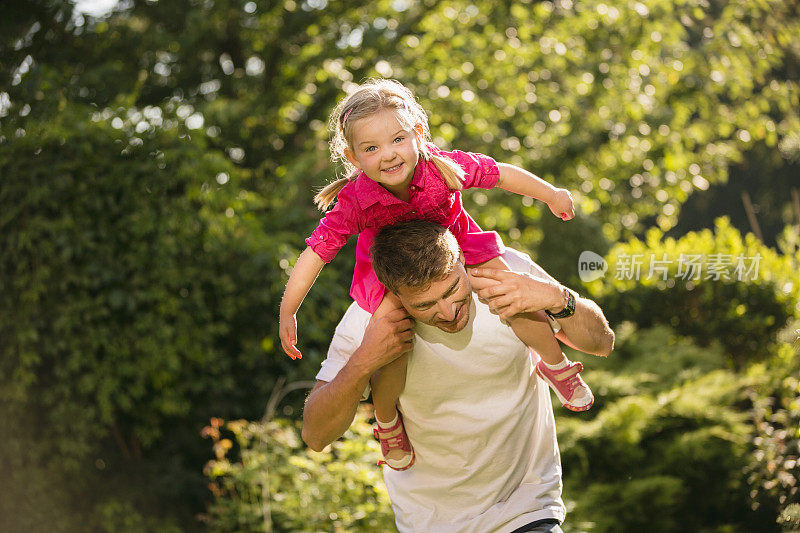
<box><xmin>371</xmin><ymin>220</ymin><xmax>461</xmax><ymax>293</ymax></box>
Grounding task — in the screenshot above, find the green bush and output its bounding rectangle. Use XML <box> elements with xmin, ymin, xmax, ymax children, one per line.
<box><xmin>586</xmin><ymin>217</ymin><xmax>799</xmax><ymax>366</ymax></box>
<box><xmin>0</xmin><ymin>102</ymin><xmax>304</xmax><ymax>529</ymax></box>
<box><xmin>0</xmin><ymin>102</ymin><xmax>245</xmax><ymax>453</ymax></box>
<box><xmin>560</xmin><ymin>325</ymin><xmax>777</xmax><ymax>532</ymax></box>
<box><xmin>202</xmin><ymin>405</ymin><xmax>395</xmax><ymax>532</ymax></box>
<box><xmin>745</xmin><ymin>345</ymin><xmax>800</xmax><ymax>526</ymax></box>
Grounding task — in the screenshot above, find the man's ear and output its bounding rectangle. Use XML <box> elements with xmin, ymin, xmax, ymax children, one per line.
<box><xmin>389</xmin><ymin>290</ymin><xmax>411</xmax><ymax>312</ymax></box>
<box><xmin>344</xmin><ymin>148</ymin><xmax>359</xmax><ymax>170</ymax></box>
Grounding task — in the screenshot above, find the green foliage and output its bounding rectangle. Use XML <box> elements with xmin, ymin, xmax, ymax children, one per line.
<box><xmin>574</xmin><ymin>476</ymin><xmax>684</xmax><ymax>533</ymax></box>
<box><xmin>779</xmin><ymin>504</ymin><xmax>800</xmax><ymax>532</ymax></box>
<box><xmin>587</xmin><ymin>217</ymin><xmax>799</xmax><ymax>365</ymax></box>
<box><xmin>1</xmin><ymin>102</ymin><xmax>238</xmax><ymax>458</ymax></box>
<box><xmin>202</xmin><ymin>406</ymin><xmax>395</xmax><ymax>532</ymax></box>
<box><xmin>0</xmin><ymin>100</ymin><xmax>312</xmax><ymax>528</ymax></box>
<box><xmin>669</xmin><ymin>142</ymin><xmax>800</xmax><ymax>249</ymax></box>
<box><xmin>2</xmin><ymin>0</ymin><xmax>799</xmax><ymax>530</ymax></box>
<box><xmin>561</xmin><ymin>325</ymin><xmax>776</xmax><ymax>532</ymax></box>
<box><xmin>745</xmin><ymin>346</ymin><xmax>800</xmax><ymax>524</ymax></box>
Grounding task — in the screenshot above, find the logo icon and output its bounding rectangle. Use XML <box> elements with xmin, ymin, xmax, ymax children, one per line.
<box><xmin>578</xmin><ymin>251</ymin><xmax>608</xmax><ymax>282</ymax></box>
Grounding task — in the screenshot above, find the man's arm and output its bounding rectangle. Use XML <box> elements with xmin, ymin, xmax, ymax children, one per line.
<box><xmin>301</xmin><ymin>308</ymin><xmax>414</xmax><ymax>451</ymax></box>
<box><xmin>470</xmin><ymin>267</ymin><xmax>615</xmax><ymax>357</ymax></box>
<box><xmin>551</xmin><ymin>294</ymin><xmax>615</xmax><ymax>357</ymax></box>
<box><xmin>301</xmin><ymin>372</ymin><xmax>371</xmax><ymax>452</ymax></box>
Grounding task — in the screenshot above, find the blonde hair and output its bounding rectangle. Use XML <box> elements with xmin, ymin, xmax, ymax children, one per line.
<box><xmin>314</xmin><ymin>78</ymin><xmax>465</xmax><ymax>210</ymax></box>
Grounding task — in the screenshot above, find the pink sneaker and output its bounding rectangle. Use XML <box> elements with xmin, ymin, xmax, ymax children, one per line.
<box><xmin>536</xmin><ymin>359</ymin><xmax>594</xmax><ymax>412</ymax></box>
<box><xmin>373</xmin><ymin>412</ymin><xmax>415</xmax><ymax>471</ymax></box>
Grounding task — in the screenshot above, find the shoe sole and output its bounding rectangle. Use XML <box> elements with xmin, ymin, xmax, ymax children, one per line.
<box><xmin>379</xmin><ymin>454</ymin><xmax>416</xmax><ymax>471</ymax></box>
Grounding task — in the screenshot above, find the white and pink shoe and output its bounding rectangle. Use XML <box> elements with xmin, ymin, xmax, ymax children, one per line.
<box><xmin>373</xmin><ymin>412</ymin><xmax>415</xmax><ymax>471</ymax></box>
<box><xmin>536</xmin><ymin>359</ymin><xmax>594</xmax><ymax>412</ymax></box>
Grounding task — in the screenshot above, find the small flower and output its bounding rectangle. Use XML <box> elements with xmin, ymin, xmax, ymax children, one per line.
<box><xmin>201</xmin><ymin>426</ymin><xmax>220</xmax><ymax>440</ymax></box>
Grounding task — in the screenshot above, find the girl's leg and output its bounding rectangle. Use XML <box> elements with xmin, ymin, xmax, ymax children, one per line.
<box><xmin>468</xmin><ymin>257</ymin><xmax>594</xmax><ymax>411</ymax></box>
<box><xmin>370</xmin><ymin>291</ymin><xmax>415</xmax><ymax>469</ymax></box>
<box><xmin>370</xmin><ymin>292</ymin><xmax>408</xmax><ymax>425</ymax></box>
<box><xmin>467</xmin><ymin>256</ymin><xmax>565</xmax><ymax>364</ymax></box>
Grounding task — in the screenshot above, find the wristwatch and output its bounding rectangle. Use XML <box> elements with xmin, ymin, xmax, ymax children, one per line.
<box><xmin>545</xmin><ymin>287</ymin><xmax>576</xmax><ymax>319</ymax></box>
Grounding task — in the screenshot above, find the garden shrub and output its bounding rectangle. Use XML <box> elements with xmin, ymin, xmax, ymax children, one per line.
<box><xmin>202</xmin><ymin>405</ymin><xmax>395</xmax><ymax>532</ymax></box>
<box><xmin>585</xmin><ymin>217</ymin><xmax>799</xmax><ymax>366</ymax></box>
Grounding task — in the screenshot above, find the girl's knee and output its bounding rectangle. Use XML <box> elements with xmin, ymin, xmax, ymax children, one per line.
<box><xmin>467</xmin><ymin>256</ymin><xmax>509</xmax><ymax>291</ymax></box>
<box><xmin>374</xmin><ymin>291</ymin><xmax>403</xmax><ymax>318</ymax></box>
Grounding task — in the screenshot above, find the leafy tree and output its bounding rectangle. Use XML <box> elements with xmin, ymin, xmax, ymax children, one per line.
<box><xmin>2</xmin><ymin>0</ymin><xmax>799</xmax><ymax>529</ymax></box>
<box><xmin>0</xmin><ymin>99</ymin><xmax>257</xmax><ymax>528</ymax></box>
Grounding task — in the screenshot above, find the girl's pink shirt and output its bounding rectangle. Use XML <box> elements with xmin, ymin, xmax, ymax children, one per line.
<box><xmin>306</xmin><ymin>145</ymin><xmax>501</xmax><ymax>263</ymax></box>
<box><xmin>306</xmin><ymin>145</ymin><xmax>504</xmax><ymax>312</ymax></box>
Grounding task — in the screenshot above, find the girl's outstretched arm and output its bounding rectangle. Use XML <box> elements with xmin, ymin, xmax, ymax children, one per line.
<box><xmin>279</xmin><ymin>247</ymin><xmax>326</xmax><ymax>359</ymax></box>
<box><xmin>496</xmin><ymin>162</ymin><xmax>575</xmax><ymax>220</ymax></box>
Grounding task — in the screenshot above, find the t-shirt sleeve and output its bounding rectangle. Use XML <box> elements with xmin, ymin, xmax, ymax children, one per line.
<box><xmin>501</xmin><ymin>247</ymin><xmax>557</xmax><ymax>283</ymax></box>
<box><xmin>433</xmin><ymin>146</ymin><xmax>500</xmax><ymax>190</ymax></box>
<box><xmin>316</xmin><ymin>302</ymin><xmax>372</xmax><ymax>399</ymax></box>
<box><xmin>305</xmin><ymin>189</ymin><xmax>363</xmax><ymax>264</ymax></box>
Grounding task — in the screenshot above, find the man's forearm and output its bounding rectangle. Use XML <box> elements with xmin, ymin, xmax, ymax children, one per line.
<box><xmin>554</xmin><ymin>296</ymin><xmax>615</xmax><ymax>357</ymax></box>
<box><xmin>301</xmin><ymin>357</ymin><xmax>373</xmax><ymax>451</ymax></box>
<box><xmin>302</xmin><ymin>307</ymin><xmax>415</xmax><ymax>451</ymax></box>
<box><xmin>471</xmin><ymin>263</ymin><xmax>615</xmax><ymax>357</ymax></box>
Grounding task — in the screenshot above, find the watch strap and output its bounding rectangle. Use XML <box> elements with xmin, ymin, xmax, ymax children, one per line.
<box><xmin>546</xmin><ymin>288</ymin><xmax>575</xmax><ymax>319</ymax></box>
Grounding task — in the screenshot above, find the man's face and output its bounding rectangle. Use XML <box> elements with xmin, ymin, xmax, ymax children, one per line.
<box><xmin>394</xmin><ymin>262</ymin><xmax>473</xmax><ymax>333</ymax></box>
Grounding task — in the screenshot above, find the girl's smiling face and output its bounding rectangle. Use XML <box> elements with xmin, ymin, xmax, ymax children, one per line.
<box><xmin>344</xmin><ymin>109</ymin><xmax>423</xmax><ymax>200</ymax></box>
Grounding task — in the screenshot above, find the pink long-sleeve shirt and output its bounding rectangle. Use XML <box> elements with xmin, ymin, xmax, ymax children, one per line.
<box><xmin>306</xmin><ymin>145</ymin><xmax>504</xmax><ymax>312</ymax></box>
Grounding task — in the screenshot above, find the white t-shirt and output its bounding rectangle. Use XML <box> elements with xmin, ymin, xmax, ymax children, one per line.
<box><xmin>316</xmin><ymin>249</ymin><xmax>566</xmax><ymax>533</ymax></box>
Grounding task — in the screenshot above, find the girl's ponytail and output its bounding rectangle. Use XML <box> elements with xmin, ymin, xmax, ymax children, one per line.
<box><xmin>429</xmin><ymin>153</ymin><xmax>465</xmax><ymax>191</ymax></box>
<box><xmin>314</xmin><ymin>176</ymin><xmax>352</xmax><ymax>211</ymax></box>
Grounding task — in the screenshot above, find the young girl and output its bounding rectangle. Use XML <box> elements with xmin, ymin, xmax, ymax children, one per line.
<box><xmin>280</xmin><ymin>79</ymin><xmax>592</xmax><ymax>471</ymax></box>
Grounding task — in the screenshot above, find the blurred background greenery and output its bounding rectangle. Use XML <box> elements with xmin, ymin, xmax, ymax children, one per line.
<box><xmin>1</xmin><ymin>0</ymin><xmax>799</xmax><ymax>531</ymax></box>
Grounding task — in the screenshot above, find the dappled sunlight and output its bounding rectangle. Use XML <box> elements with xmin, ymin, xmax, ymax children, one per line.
<box><xmin>2</xmin><ymin>0</ymin><xmax>799</xmax><ymax>530</ymax></box>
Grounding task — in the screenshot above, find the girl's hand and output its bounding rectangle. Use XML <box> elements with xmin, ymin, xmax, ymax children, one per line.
<box><xmin>279</xmin><ymin>313</ymin><xmax>302</xmax><ymax>360</ymax></box>
<box><xmin>547</xmin><ymin>188</ymin><xmax>575</xmax><ymax>220</ymax></box>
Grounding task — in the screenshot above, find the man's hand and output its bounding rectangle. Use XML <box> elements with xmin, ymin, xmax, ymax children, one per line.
<box><xmin>470</xmin><ymin>267</ymin><xmax>563</xmax><ymax>321</ymax></box>
<box><xmin>301</xmin><ymin>307</ymin><xmax>415</xmax><ymax>452</ymax></box>
<box><xmin>473</xmin><ymin>266</ymin><xmax>615</xmax><ymax>357</ymax></box>
<box><xmin>353</xmin><ymin>307</ymin><xmax>415</xmax><ymax>374</ymax></box>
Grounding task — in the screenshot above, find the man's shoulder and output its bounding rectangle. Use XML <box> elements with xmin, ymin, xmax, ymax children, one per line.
<box><xmin>335</xmin><ymin>301</ymin><xmax>371</xmax><ymax>332</ymax></box>
<box><xmin>316</xmin><ymin>302</ymin><xmax>371</xmax><ymax>384</ymax></box>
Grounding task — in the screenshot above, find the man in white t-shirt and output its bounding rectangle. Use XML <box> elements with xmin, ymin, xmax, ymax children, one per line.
<box><xmin>301</xmin><ymin>221</ymin><xmax>614</xmax><ymax>533</ymax></box>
